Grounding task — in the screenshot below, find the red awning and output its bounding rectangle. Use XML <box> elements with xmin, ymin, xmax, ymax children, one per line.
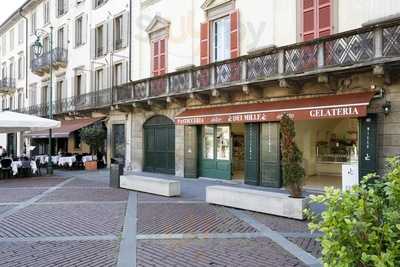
<box><xmin>176</xmin><ymin>92</ymin><xmax>375</xmax><ymax>125</ymax></box>
<box><xmin>27</xmin><ymin>118</ymin><xmax>103</xmax><ymax>138</ymax></box>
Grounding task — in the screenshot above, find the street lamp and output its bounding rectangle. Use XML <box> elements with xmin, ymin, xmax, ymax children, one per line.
<box><xmin>33</xmin><ymin>27</ymin><xmax>54</xmax><ymax>175</ymax></box>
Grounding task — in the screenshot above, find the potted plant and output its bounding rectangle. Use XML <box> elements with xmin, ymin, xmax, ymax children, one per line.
<box><xmin>280</xmin><ymin>114</ymin><xmax>305</xmax><ymax>198</ymax></box>
<box><xmin>80</xmin><ymin>126</ymin><xmax>106</xmax><ymax>171</ymax></box>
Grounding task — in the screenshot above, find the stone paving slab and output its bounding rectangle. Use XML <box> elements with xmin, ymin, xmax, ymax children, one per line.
<box><xmin>244</xmin><ymin>211</ymin><xmax>311</xmax><ymax>233</ymax></box>
<box><xmin>38</xmin><ymin>188</ymin><xmax>129</xmax><ymax>203</ymax></box>
<box><xmin>0</xmin><ymin>203</ymin><xmax>126</xmax><ymax>238</ymax></box>
<box><xmin>137</xmin><ymin>238</ymin><xmax>306</xmax><ymax>267</ymax></box>
<box><xmin>63</xmin><ymin>178</ymin><xmax>109</xmax><ymax>188</ymax></box>
<box><xmin>288</xmin><ymin>237</ymin><xmax>322</xmax><ymax>259</ymax></box>
<box><xmin>0</xmin><ymin>177</ymin><xmax>67</xmax><ymax>188</ymax></box>
<box><xmin>0</xmin><ymin>188</ymin><xmax>47</xmax><ymax>203</ymax></box>
<box><xmin>0</xmin><ymin>205</ymin><xmax>16</xmax><ymax>216</ymax></box>
<box><xmin>138</xmin><ymin>203</ymin><xmax>257</xmax><ymax>235</ymax></box>
<box><xmin>0</xmin><ymin>240</ymin><xmax>119</xmax><ymax>267</ymax></box>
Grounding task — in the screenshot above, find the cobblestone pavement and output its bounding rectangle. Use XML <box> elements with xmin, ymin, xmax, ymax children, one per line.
<box><xmin>0</xmin><ymin>170</ymin><xmax>322</xmax><ymax>267</ymax></box>
<box><xmin>0</xmin><ymin>172</ymin><xmax>127</xmax><ymax>267</ymax></box>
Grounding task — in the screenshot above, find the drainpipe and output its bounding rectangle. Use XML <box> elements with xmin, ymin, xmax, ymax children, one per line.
<box><xmin>129</xmin><ymin>0</ymin><xmax>133</xmax><ymax>82</ymax></box>
<box><xmin>18</xmin><ymin>8</ymin><xmax>29</xmax><ymax>100</ymax></box>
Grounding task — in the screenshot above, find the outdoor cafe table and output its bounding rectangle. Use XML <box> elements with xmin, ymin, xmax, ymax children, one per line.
<box><xmin>35</xmin><ymin>155</ymin><xmax>60</xmax><ymax>165</ymax></box>
<box><xmin>82</xmin><ymin>155</ymin><xmax>97</xmax><ymax>163</ymax></box>
<box><xmin>58</xmin><ymin>156</ymin><xmax>76</xmax><ymax>167</ymax></box>
<box><xmin>0</xmin><ymin>160</ymin><xmax>38</xmax><ymax>176</ymax></box>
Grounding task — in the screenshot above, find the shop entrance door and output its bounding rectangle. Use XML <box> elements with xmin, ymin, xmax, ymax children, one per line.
<box><xmin>143</xmin><ymin>116</ymin><xmax>175</xmax><ymax>175</ymax></box>
<box><xmin>199</xmin><ymin>125</ymin><xmax>231</xmax><ymax>180</ymax></box>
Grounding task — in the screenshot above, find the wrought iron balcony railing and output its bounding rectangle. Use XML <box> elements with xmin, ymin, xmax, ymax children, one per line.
<box><xmin>31</xmin><ymin>48</ymin><xmax>68</xmax><ymax>74</ymax></box>
<box><xmin>0</xmin><ymin>78</ymin><xmax>16</xmax><ymax>92</ymax></box>
<box><xmin>22</xmin><ymin>19</ymin><xmax>400</xmax><ymax>116</ymax></box>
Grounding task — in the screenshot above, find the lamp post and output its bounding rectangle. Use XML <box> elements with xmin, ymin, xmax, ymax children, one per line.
<box><xmin>33</xmin><ymin>27</ymin><xmax>54</xmax><ymax>175</ymax></box>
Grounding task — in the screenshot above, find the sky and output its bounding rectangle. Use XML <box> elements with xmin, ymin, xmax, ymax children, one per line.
<box><xmin>0</xmin><ymin>0</ymin><xmax>26</xmax><ymax>25</ymax></box>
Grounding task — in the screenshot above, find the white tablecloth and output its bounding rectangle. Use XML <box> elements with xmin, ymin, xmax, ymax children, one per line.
<box><xmin>82</xmin><ymin>155</ymin><xmax>98</xmax><ymax>163</ymax></box>
<box><xmin>35</xmin><ymin>155</ymin><xmax>60</xmax><ymax>165</ymax></box>
<box><xmin>3</xmin><ymin>161</ymin><xmax>38</xmax><ymax>176</ymax></box>
<box><xmin>58</xmin><ymin>156</ymin><xmax>76</xmax><ymax>167</ymax></box>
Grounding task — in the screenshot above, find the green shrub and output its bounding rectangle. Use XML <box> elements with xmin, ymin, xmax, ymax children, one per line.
<box><xmin>306</xmin><ymin>157</ymin><xmax>400</xmax><ymax>267</ymax></box>
<box><xmin>80</xmin><ymin>127</ymin><xmax>106</xmax><ymax>154</ymax></box>
<box><xmin>280</xmin><ymin>113</ymin><xmax>305</xmax><ymax>198</ymax></box>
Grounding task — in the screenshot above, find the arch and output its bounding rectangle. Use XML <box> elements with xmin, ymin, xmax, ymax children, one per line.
<box><xmin>143</xmin><ymin>115</ymin><xmax>175</xmax><ymax>175</ymax></box>
<box><xmin>144</xmin><ymin>115</ymin><xmax>174</xmax><ymax>127</ymax></box>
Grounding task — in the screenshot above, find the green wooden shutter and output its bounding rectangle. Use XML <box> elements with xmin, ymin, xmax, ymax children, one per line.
<box><xmin>245</xmin><ymin>123</ymin><xmax>260</xmax><ymax>185</ymax></box>
<box><xmin>184</xmin><ymin>126</ymin><xmax>198</xmax><ymax>178</ymax></box>
<box><xmin>359</xmin><ymin>114</ymin><xmax>378</xmax><ymax>179</ymax></box>
<box><xmin>260</xmin><ymin>123</ymin><xmax>282</xmax><ymax>188</ymax></box>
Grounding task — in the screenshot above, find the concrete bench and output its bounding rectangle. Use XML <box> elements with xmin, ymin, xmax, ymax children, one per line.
<box><xmin>120</xmin><ymin>175</ymin><xmax>180</xmax><ymax>197</ymax></box>
<box><xmin>206</xmin><ymin>186</ymin><xmax>308</xmax><ymax>220</ymax></box>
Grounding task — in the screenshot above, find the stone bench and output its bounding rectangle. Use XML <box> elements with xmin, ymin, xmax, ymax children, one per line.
<box><xmin>206</xmin><ymin>186</ymin><xmax>308</xmax><ymax>220</ymax></box>
<box><xmin>120</xmin><ymin>175</ymin><xmax>180</xmax><ymax>197</ymax></box>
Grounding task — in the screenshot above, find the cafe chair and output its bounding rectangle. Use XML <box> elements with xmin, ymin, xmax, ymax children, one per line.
<box><xmin>0</xmin><ymin>158</ymin><xmax>12</xmax><ymax>179</ymax></box>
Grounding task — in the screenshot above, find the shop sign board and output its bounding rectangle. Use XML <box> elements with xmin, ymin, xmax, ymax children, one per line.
<box><xmin>176</xmin><ymin>105</ymin><xmax>367</xmax><ymax>125</ymax></box>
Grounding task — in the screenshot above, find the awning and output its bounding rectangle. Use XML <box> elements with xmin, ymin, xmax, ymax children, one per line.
<box><xmin>27</xmin><ymin>118</ymin><xmax>103</xmax><ymax>138</ymax></box>
<box><xmin>176</xmin><ymin>92</ymin><xmax>375</xmax><ymax>125</ymax></box>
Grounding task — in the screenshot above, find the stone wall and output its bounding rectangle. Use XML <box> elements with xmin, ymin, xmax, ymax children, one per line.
<box><xmin>129</xmin><ymin>107</ymin><xmax>184</xmax><ymax>177</ymax></box>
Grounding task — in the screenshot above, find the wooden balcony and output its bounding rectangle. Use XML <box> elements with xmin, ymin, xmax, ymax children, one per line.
<box><xmin>31</xmin><ymin>48</ymin><xmax>68</xmax><ymax>76</ymax></box>
<box><xmin>24</xmin><ymin>18</ymin><xmax>400</xmax><ymax>116</ymax></box>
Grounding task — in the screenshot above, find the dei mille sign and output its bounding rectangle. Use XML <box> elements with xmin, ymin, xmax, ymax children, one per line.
<box><xmin>176</xmin><ymin>92</ymin><xmax>374</xmax><ymax>126</ymax></box>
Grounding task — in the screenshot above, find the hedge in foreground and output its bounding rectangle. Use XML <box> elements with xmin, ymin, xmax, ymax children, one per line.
<box><xmin>306</xmin><ymin>158</ymin><xmax>400</xmax><ymax>267</ymax></box>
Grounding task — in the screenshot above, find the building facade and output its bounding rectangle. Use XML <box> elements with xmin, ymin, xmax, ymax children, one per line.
<box><xmin>1</xmin><ymin>0</ymin><xmax>400</xmax><ymax>190</ymax></box>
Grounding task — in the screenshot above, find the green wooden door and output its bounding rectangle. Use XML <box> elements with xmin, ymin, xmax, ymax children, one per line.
<box><xmin>184</xmin><ymin>126</ymin><xmax>198</xmax><ymax>178</ymax></box>
<box><xmin>144</xmin><ymin>116</ymin><xmax>175</xmax><ymax>175</ymax></box>
<box><xmin>245</xmin><ymin>123</ymin><xmax>260</xmax><ymax>185</ymax></box>
<box><xmin>260</xmin><ymin>123</ymin><xmax>282</xmax><ymax>188</ymax></box>
<box><xmin>359</xmin><ymin>114</ymin><xmax>378</xmax><ymax>179</ymax></box>
<box><xmin>199</xmin><ymin>125</ymin><xmax>231</xmax><ymax>180</ymax></box>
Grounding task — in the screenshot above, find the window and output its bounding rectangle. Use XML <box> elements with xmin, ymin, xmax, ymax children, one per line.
<box><xmin>212</xmin><ymin>16</ymin><xmax>230</xmax><ymax>62</ymax></box>
<box><xmin>18</xmin><ymin>22</ymin><xmax>24</xmax><ymax>44</ymax></box>
<box><xmin>9</xmin><ymin>62</ymin><xmax>14</xmax><ymax>80</ymax></box>
<box><xmin>1</xmin><ymin>63</ymin><xmax>7</xmax><ymax>79</ymax></box>
<box><xmin>41</xmin><ymin>85</ymin><xmax>48</xmax><ymax>105</ymax></box>
<box><xmin>114</xmin><ymin>63</ymin><xmax>123</xmax><ymax>86</ymax></box>
<box><xmin>75</xmin><ymin>74</ymin><xmax>82</xmax><ymax>96</ymax></box>
<box><xmin>95</xmin><ymin>25</ymin><xmax>104</xmax><ymax>57</ymax></box>
<box><xmin>43</xmin><ymin>1</ymin><xmax>50</xmax><ymax>25</ymax></box>
<box><xmin>151</xmin><ymin>38</ymin><xmax>166</xmax><ymax>76</ymax></box>
<box><xmin>95</xmin><ymin>69</ymin><xmax>104</xmax><ymax>90</ymax></box>
<box><xmin>203</xmin><ymin>126</ymin><xmax>214</xmax><ymax>159</ymax></box>
<box><xmin>9</xmin><ymin>29</ymin><xmax>15</xmax><ymax>51</ymax></box>
<box><xmin>29</xmin><ymin>84</ymin><xmax>37</xmax><ymax>106</ymax></box>
<box><xmin>43</xmin><ymin>36</ymin><xmax>49</xmax><ymax>53</ymax></box>
<box><xmin>202</xmin><ymin>125</ymin><xmax>230</xmax><ymax>161</ymax></box>
<box><xmin>2</xmin><ymin>36</ymin><xmax>6</xmax><ymax>56</ymax></box>
<box><xmin>75</xmin><ymin>16</ymin><xmax>83</xmax><ymax>47</ymax></box>
<box><xmin>17</xmin><ymin>91</ymin><xmax>23</xmax><ymax>110</ymax></box>
<box><xmin>114</xmin><ymin>15</ymin><xmax>123</xmax><ymax>50</ymax></box>
<box><xmin>56</xmin><ymin>80</ymin><xmax>64</xmax><ymax>101</ymax></box>
<box><xmin>18</xmin><ymin>56</ymin><xmax>24</xmax><ymax>80</ymax></box>
<box><xmin>31</xmin><ymin>12</ymin><xmax>37</xmax><ymax>34</ymax></box>
<box><xmin>94</xmin><ymin>0</ymin><xmax>107</xmax><ymax>9</ymax></box>
<box><xmin>57</xmin><ymin>0</ymin><xmax>68</xmax><ymax>17</ymax></box>
<box><xmin>57</xmin><ymin>27</ymin><xmax>64</xmax><ymax>49</ymax></box>
<box><xmin>302</xmin><ymin>0</ymin><xmax>332</xmax><ymax>41</ymax></box>
<box><xmin>216</xmin><ymin>126</ymin><xmax>230</xmax><ymax>160</ymax></box>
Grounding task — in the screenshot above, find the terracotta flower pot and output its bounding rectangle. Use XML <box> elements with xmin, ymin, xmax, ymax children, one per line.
<box><xmin>85</xmin><ymin>160</ymin><xmax>98</xmax><ymax>171</ymax></box>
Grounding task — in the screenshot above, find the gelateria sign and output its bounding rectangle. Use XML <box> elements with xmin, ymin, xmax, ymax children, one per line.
<box><xmin>176</xmin><ymin>104</ymin><xmax>368</xmax><ymax>125</ymax></box>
